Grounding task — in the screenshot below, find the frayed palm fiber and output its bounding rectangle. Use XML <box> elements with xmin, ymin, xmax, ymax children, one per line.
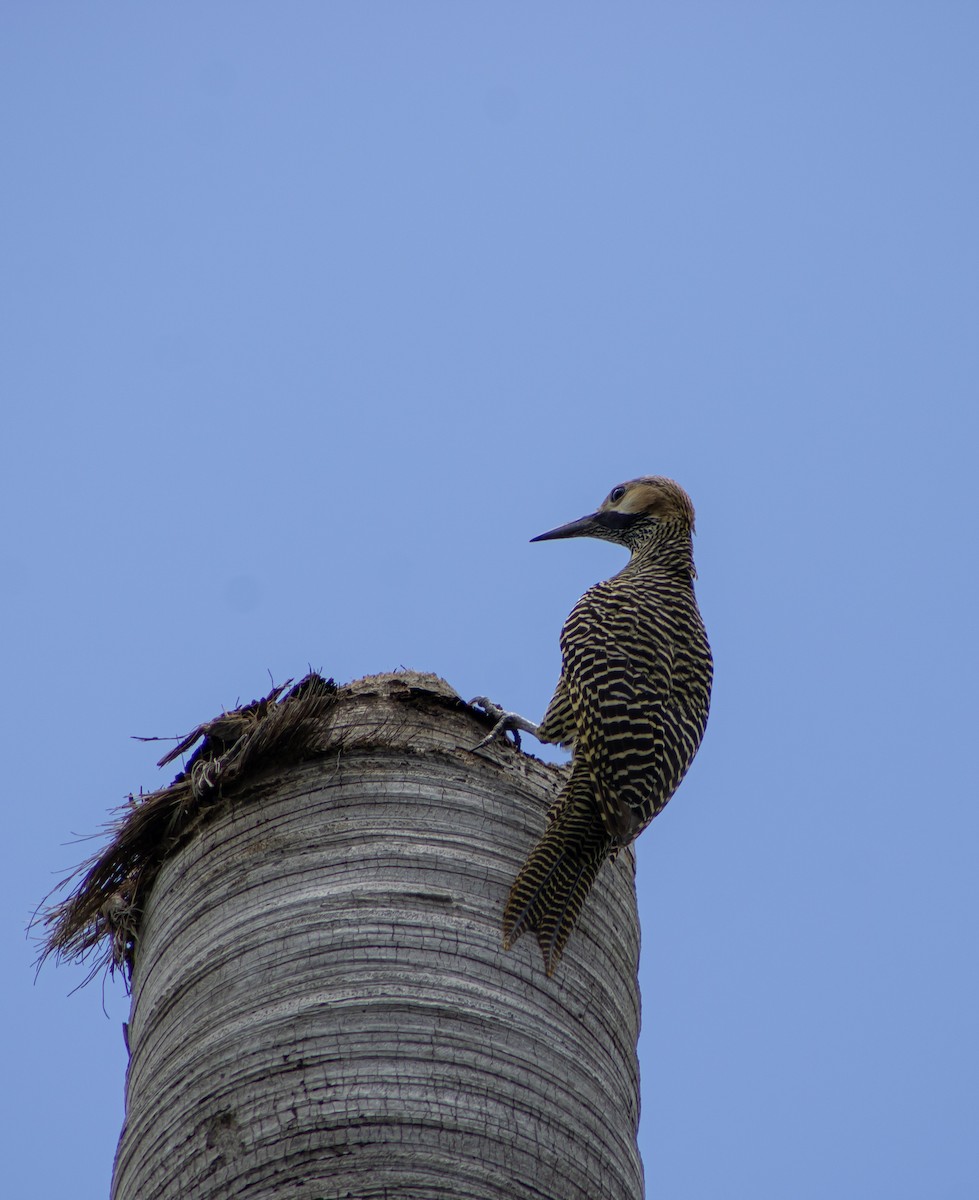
<box><xmin>34</xmin><ymin>674</ymin><xmax>337</xmax><ymax>989</ymax></box>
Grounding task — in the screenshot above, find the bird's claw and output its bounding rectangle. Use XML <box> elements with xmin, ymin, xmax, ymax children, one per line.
<box><xmin>469</xmin><ymin>697</ymin><xmax>521</xmax><ymax>749</ymax></box>
<box><xmin>469</xmin><ymin>697</ymin><xmax>538</xmax><ymax>751</ymax></box>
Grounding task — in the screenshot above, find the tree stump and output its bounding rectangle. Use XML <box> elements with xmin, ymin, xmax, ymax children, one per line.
<box><xmin>106</xmin><ymin>672</ymin><xmax>643</xmax><ymax>1200</ymax></box>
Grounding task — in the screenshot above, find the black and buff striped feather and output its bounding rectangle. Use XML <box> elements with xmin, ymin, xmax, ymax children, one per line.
<box><xmin>503</xmin><ymin>476</ymin><xmax>712</xmax><ymax>975</ymax></box>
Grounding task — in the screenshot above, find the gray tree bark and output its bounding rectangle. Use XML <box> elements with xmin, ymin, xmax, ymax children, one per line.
<box><xmin>111</xmin><ymin>672</ymin><xmax>643</xmax><ymax>1200</ymax></box>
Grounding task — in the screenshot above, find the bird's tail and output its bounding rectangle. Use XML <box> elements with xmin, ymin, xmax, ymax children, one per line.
<box><xmin>503</xmin><ymin>769</ymin><xmax>614</xmax><ymax>976</ymax></box>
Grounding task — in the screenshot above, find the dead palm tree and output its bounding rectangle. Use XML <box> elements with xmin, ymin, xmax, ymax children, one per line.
<box><xmin>41</xmin><ymin>672</ymin><xmax>643</xmax><ymax>1200</ymax></box>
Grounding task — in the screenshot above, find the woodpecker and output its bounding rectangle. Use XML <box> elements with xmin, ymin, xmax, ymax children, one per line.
<box><xmin>473</xmin><ymin>476</ymin><xmax>712</xmax><ymax>976</ymax></box>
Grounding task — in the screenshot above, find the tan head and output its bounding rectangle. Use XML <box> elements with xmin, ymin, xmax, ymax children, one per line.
<box><xmin>531</xmin><ymin>476</ymin><xmax>696</xmax><ymax>546</ymax></box>
<box><xmin>597</xmin><ymin>476</ymin><xmax>696</xmax><ymax>528</ymax></box>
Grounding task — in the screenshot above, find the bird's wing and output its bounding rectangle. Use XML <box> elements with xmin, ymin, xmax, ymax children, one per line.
<box><xmin>537</xmin><ymin>675</ymin><xmax>577</xmax><ymax>745</ymax></box>
<box><xmin>560</xmin><ymin>582</ymin><xmax>674</xmax><ymax>841</ymax></box>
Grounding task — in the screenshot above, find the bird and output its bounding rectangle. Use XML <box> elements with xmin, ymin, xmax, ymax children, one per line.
<box><xmin>472</xmin><ymin>475</ymin><xmax>712</xmax><ymax>976</ymax></box>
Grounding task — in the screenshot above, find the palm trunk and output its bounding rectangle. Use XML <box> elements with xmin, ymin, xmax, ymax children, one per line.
<box><xmin>108</xmin><ymin>672</ymin><xmax>643</xmax><ymax>1200</ymax></box>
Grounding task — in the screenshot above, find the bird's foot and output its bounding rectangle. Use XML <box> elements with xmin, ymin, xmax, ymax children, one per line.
<box><xmin>469</xmin><ymin>697</ymin><xmax>541</xmax><ymax>751</ymax></box>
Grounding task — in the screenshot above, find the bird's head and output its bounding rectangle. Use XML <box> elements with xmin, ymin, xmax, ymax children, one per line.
<box><xmin>531</xmin><ymin>476</ymin><xmax>696</xmax><ymax>548</ymax></box>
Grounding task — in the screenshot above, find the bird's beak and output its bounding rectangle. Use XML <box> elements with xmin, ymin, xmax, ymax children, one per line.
<box><xmin>531</xmin><ymin>510</ymin><xmax>634</xmax><ymax>542</ymax></box>
<box><xmin>530</xmin><ymin>512</ymin><xmax>601</xmax><ymax>542</ymax></box>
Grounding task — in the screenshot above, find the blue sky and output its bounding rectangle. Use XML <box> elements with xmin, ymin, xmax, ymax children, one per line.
<box><xmin>4</xmin><ymin>5</ymin><xmax>977</xmax><ymax>1196</ymax></box>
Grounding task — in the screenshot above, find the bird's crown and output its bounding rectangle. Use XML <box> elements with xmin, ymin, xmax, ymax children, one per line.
<box><xmin>598</xmin><ymin>476</ymin><xmax>696</xmax><ymax>530</ymax></box>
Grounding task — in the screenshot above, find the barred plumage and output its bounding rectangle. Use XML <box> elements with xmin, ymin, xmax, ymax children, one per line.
<box><xmin>474</xmin><ymin>476</ymin><xmax>712</xmax><ymax>975</ymax></box>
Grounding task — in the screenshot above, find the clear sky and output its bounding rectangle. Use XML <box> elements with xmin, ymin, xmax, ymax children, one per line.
<box><xmin>4</xmin><ymin>5</ymin><xmax>977</xmax><ymax>1197</ymax></box>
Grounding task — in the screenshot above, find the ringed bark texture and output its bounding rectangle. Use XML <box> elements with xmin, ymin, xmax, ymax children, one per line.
<box><xmin>111</xmin><ymin>672</ymin><xmax>643</xmax><ymax>1200</ymax></box>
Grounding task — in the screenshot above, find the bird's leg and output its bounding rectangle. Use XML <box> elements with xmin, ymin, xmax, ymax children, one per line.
<box><xmin>469</xmin><ymin>697</ymin><xmax>541</xmax><ymax>751</ymax></box>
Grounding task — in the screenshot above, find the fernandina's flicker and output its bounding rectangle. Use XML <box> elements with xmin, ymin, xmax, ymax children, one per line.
<box><xmin>473</xmin><ymin>476</ymin><xmax>712</xmax><ymax>976</ymax></box>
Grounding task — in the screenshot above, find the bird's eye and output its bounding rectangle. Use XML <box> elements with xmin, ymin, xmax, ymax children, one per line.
<box><xmin>609</xmin><ymin>486</ymin><xmax>626</xmax><ymax>504</ymax></box>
